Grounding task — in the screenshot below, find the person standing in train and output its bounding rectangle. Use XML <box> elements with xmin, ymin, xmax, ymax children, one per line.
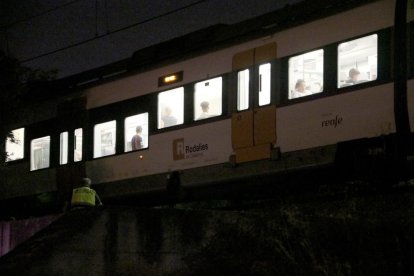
<box><xmin>131</xmin><ymin>126</ymin><xmax>143</xmax><ymax>150</ymax></box>
<box><xmin>71</xmin><ymin>178</ymin><xmax>103</xmax><ymax>208</ymax></box>
<box><xmin>161</xmin><ymin>106</ymin><xmax>177</xmax><ymax>127</ymax></box>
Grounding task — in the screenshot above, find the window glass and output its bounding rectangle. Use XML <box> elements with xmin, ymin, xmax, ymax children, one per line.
<box><xmin>194</xmin><ymin>77</ymin><xmax>222</xmax><ymax>121</ymax></box>
<box><xmin>289</xmin><ymin>49</ymin><xmax>324</xmax><ymax>99</ymax></box>
<box><xmin>158</xmin><ymin>87</ymin><xmax>184</xmax><ymax>129</ymax></box>
<box><xmin>125</xmin><ymin>113</ymin><xmax>149</xmax><ymax>152</ymax></box>
<box><xmin>30</xmin><ymin>136</ymin><xmax>50</xmax><ymax>171</ymax></box>
<box><xmin>74</xmin><ymin>128</ymin><xmax>83</xmax><ymax>162</ymax></box>
<box><xmin>258</xmin><ymin>63</ymin><xmax>271</xmax><ymax>106</ymax></box>
<box><xmin>338</xmin><ymin>34</ymin><xmax>378</xmax><ymax>88</ymax></box>
<box><xmin>94</xmin><ymin>121</ymin><xmax>116</xmax><ymax>158</ymax></box>
<box><xmin>5</xmin><ymin>128</ymin><xmax>24</xmax><ymax>162</ymax></box>
<box><xmin>237</xmin><ymin>69</ymin><xmax>249</xmax><ymax>111</ymax></box>
<box><xmin>60</xmin><ymin>131</ymin><xmax>68</xmax><ymax>165</ymax></box>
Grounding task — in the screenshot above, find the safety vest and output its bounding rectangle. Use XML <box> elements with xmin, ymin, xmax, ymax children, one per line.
<box><xmin>71</xmin><ymin>187</ymin><xmax>96</xmax><ymax>206</ymax></box>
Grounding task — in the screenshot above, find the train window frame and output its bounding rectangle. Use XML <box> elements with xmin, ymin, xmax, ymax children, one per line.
<box><xmin>30</xmin><ymin>136</ymin><xmax>51</xmax><ymax>171</ymax></box>
<box><xmin>124</xmin><ymin>112</ymin><xmax>149</xmax><ymax>152</ymax></box>
<box><xmin>193</xmin><ymin>77</ymin><xmax>223</xmax><ymax>121</ymax></box>
<box><xmin>59</xmin><ymin>131</ymin><xmax>68</xmax><ymax>165</ymax></box>
<box><xmin>93</xmin><ymin>120</ymin><xmax>117</xmax><ymax>159</ymax></box>
<box><xmin>157</xmin><ymin>87</ymin><xmax>184</xmax><ymax>129</ymax></box>
<box><xmin>5</xmin><ymin>128</ymin><xmax>25</xmax><ymax>162</ymax></box>
<box><xmin>258</xmin><ymin>63</ymin><xmax>271</xmax><ymax>106</ymax></box>
<box><xmin>237</xmin><ymin>69</ymin><xmax>250</xmax><ymax>111</ymax></box>
<box><xmin>74</xmin><ymin>128</ymin><xmax>83</xmax><ymax>162</ymax></box>
<box><xmin>288</xmin><ymin>49</ymin><xmax>324</xmax><ymax>100</ymax></box>
<box><xmin>337</xmin><ymin>34</ymin><xmax>378</xmax><ymax>88</ymax></box>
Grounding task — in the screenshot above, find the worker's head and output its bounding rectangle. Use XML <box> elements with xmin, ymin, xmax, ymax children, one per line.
<box><xmin>82</xmin><ymin>178</ymin><xmax>92</xmax><ymax>187</ymax></box>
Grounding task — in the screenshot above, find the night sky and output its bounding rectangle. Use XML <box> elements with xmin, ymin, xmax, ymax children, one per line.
<box><xmin>0</xmin><ymin>0</ymin><xmax>303</xmax><ymax>78</ymax></box>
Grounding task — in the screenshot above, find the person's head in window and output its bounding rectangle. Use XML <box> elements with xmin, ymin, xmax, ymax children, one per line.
<box><xmin>291</xmin><ymin>79</ymin><xmax>312</xmax><ymax>99</ymax></box>
<box><xmin>161</xmin><ymin>106</ymin><xmax>177</xmax><ymax>127</ymax></box>
<box><xmin>348</xmin><ymin>68</ymin><xmax>360</xmax><ymax>84</ymax></box>
<box><xmin>198</xmin><ymin>101</ymin><xmax>210</xmax><ymax>120</ymax></box>
<box><xmin>295</xmin><ymin>79</ymin><xmax>306</xmax><ymax>93</ymax></box>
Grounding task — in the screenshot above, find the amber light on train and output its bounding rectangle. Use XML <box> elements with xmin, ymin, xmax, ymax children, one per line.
<box><xmin>158</xmin><ymin>71</ymin><xmax>183</xmax><ymax>86</ymax></box>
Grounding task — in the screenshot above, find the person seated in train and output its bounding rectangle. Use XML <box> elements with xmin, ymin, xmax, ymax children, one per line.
<box><xmin>131</xmin><ymin>125</ymin><xmax>143</xmax><ymax>150</ymax></box>
<box><xmin>291</xmin><ymin>79</ymin><xmax>312</xmax><ymax>99</ymax></box>
<box><xmin>341</xmin><ymin>68</ymin><xmax>362</xmax><ymax>87</ymax></box>
<box><xmin>197</xmin><ymin>101</ymin><xmax>211</xmax><ymax>120</ymax></box>
<box><xmin>71</xmin><ymin>178</ymin><xmax>103</xmax><ymax>208</ymax></box>
<box><xmin>161</xmin><ymin>106</ymin><xmax>177</xmax><ymax>127</ymax></box>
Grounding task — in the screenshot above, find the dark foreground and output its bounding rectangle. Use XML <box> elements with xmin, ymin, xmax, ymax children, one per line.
<box><xmin>1</xmin><ymin>188</ymin><xmax>414</xmax><ymax>275</ymax></box>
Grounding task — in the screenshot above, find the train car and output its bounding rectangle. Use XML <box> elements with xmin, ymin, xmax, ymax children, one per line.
<box><xmin>1</xmin><ymin>0</ymin><xmax>413</xmax><ymax>216</ymax></box>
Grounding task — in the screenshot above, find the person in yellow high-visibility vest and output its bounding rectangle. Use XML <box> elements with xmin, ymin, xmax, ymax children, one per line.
<box><xmin>71</xmin><ymin>178</ymin><xmax>103</xmax><ymax>208</ymax></box>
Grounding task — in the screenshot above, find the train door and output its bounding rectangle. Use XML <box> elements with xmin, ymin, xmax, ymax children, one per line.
<box><xmin>231</xmin><ymin>42</ymin><xmax>277</xmax><ymax>163</ymax></box>
<box><xmin>56</xmin><ymin>97</ymin><xmax>88</xmax><ymax>206</ymax></box>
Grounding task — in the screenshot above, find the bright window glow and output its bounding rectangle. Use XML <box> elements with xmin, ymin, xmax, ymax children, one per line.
<box><xmin>74</xmin><ymin>128</ymin><xmax>83</xmax><ymax>162</ymax></box>
<box><xmin>259</xmin><ymin>63</ymin><xmax>271</xmax><ymax>106</ymax></box>
<box><xmin>289</xmin><ymin>49</ymin><xmax>324</xmax><ymax>99</ymax></box>
<box><xmin>125</xmin><ymin>113</ymin><xmax>149</xmax><ymax>152</ymax></box>
<box><xmin>60</xmin><ymin>131</ymin><xmax>68</xmax><ymax>165</ymax></box>
<box><xmin>5</xmin><ymin>128</ymin><xmax>24</xmax><ymax>162</ymax></box>
<box><xmin>94</xmin><ymin>121</ymin><xmax>116</xmax><ymax>158</ymax></box>
<box><xmin>194</xmin><ymin>77</ymin><xmax>222</xmax><ymax>121</ymax></box>
<box><xmin>338</xmin><ymin>34</ymin><xmax>378</xmax><ymax>88</ymax></box>
<box><xmin>158</xmin><ymin>87</ymin><xmax>184</xmax><ymax>129</ymax></box>
<box><xmin>237</xmin><ymin>69</ymin><xmax>249</xmax><ymax>111</ymax></box>
<box><xmin>30</xmin><ymin>136</ymin><xmax>50</xmax><ymax>171</ymax></box>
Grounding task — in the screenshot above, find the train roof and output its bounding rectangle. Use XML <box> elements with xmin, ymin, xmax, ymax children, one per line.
<box><xmin>28</xmin><ymin>0</ymin><xmax>378</xmax><ymax>102</ymax></box>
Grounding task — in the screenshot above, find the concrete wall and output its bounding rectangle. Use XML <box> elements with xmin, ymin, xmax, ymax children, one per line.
<box><xmin>2</xmin><ymin>195</ymin><xmax>414</xmax><ymax>275</ymax></box>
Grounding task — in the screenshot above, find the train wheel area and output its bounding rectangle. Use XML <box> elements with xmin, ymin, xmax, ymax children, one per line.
<box><xmin>1</xmin><ymin>132</ymin><xmax>414</xmax><ymax>221</ymax></box>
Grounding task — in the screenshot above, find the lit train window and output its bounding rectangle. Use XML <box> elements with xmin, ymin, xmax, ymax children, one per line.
<box><xmin>30</xmin><ymin>136</ymin><xmax>50</xmax><ymax>171</ymax></box>
<box><xmin>259</xmin><ymin>63</ymin><xmax>271</xmax><ymax>106</ymax></box>
<box><xmin>338</xmin><ymin>34</ymin><xmax>378</xmax><ymax>88</ymax></box>
<box><xmin>288</xmin><ymin>49</ymin><xmax>324</xmax><ymax>99</ymax></box>
<box><xmin>237</xmin><ymin>69</ymin><xmax>249</xmax><ymax>111</ymax></box>
<box><xmin>74</xmin><ymin>128</ymin><xmax>82</xmax><ymax>162</ymax></box>
<box><xmin>60</xmin><ymin>131</ymin><xmax>68</xmax><ymax>165</ymax></box>
<box><xmin>93</xmin><ymin>121</ymin><xmax>116</xmax><ymax>158</ymax></box>
<box><xmin>124</xmin><ymin>113</ymin><xmax>149</xmax><ymax>152</ymax></box>
<box><xmin>158</xmin><ymin>87</ymin><xmax>184</xmax><ymax>129</ymax></box>
<box><xmin>5</xmin><ymin>128</ymin><xmax>24</xmax><ymax>162</ymax></box>
<box><xmin>194</xmin><ymin>77</ymin><xmax>222</xmax><ymax>121</ymax></box>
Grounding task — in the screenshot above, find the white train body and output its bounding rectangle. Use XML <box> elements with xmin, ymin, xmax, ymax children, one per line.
<box><xmin>1</xmin><ymin>0</ymin><xmax>413</xmax><ymax>213</ymax></box>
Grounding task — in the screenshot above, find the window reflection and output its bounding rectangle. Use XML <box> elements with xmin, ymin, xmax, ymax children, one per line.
<box><xmin>338</xmin><ymin>34</ymin><xmax>378</xmax><ymax>88</ymax></box>
<box><xmin>5</xmin><ymin>128</ymin><xmax>24</xmax><ymax>162</ymax></box>
<box><xmin>125</xmin><ymin>113</ymin><xmax>149</xmax><ymax>152</ymax></box>
<box><xmin>259</xmin><ymin>63</ymin><xmax>271</xmax><ymax>106</ymax></box>
<box><xmin>194</xmin><ymin>77</ymin><xmax>222</xmax><ymax>121</ymax></box>
<box><xmin>60</xmin><ymin>131</ymin><xmax>68</xmax><ymax>165</ymax></box>
<box><xmin>237</xmin><ymin>69</ymin><xmax>249</xmax><ymax>111</ymax></box>
<box><xmin>74</xmin><ymin>128</ymin><xmax>83</xmax><ymax>162</ymax></box>
<box><xmin>289</xmin><ymin>49</ymin><xmax>324</xmax><ymax>99</ymax></box>
<box><xmin>94</xmin><ymin>121</ymin><xmax>116</xmax><ymax>158</ymax></box>
<box><xmin>30</xmin><ymin>136</ymin><xmax>50</xmax><ymax>171</ymax></box>
<box><xmin>158</xmin><ymin>87</ymin><xmax>184</xmax><ymax>129</ymax></box>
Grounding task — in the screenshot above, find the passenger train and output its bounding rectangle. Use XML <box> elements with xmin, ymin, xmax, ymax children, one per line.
<box><xmin>1</xmin><ymin>0</ymin><xmax>414</xmax><ymax>216</ymax></box>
